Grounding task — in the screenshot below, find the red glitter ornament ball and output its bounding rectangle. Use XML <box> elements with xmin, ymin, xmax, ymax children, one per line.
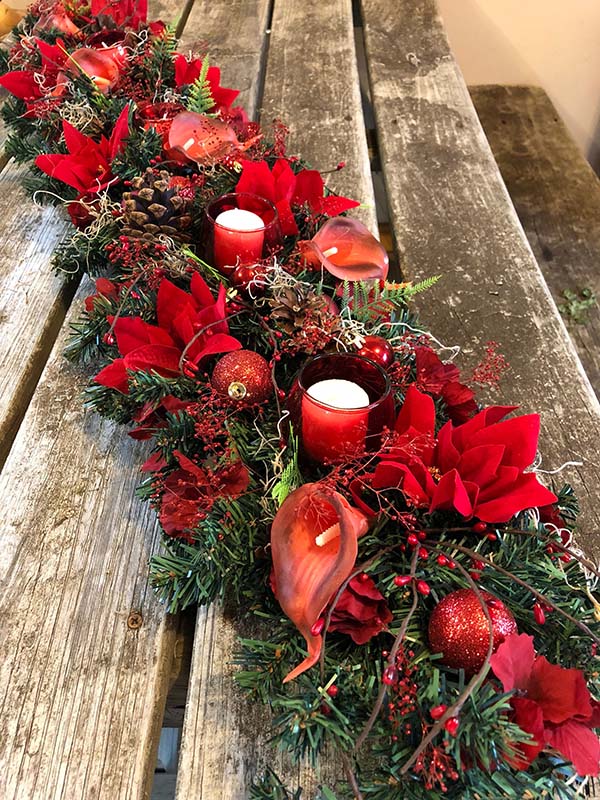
<box><xmin>428</xmin><ymin>588</ymin><xmax>517</xmax><ymax>674</ymax></box>
<box><xmin>356</xmin><ymin>335</ymin><xmax>394</xmax><ymax>369</ymax></box>
<box><xmin>211</xmin><ymin>350</ymin><xmax>272</xmax><ymax>404</ymax></box>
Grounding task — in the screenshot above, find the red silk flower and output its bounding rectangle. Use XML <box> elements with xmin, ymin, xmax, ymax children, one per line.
<box><xmin>35</xmin><ymin>105</ymin><xmax>130</xmax><ymax>196</ymax></box>
<box><xmin>94</xmin><ymin>273</ymin><xmax>241</xmax><ymax>393</ymax></box>
<box><xmin>0</xmin><ymin>38</ymin><xmax>69</xmax><ymax>104</ymax></box>
<box><xmin>491</xmin><ymin>633</ymin><xmax>600</xmax><ymax>775</ymax></box>
<box><xmin>357</xmin><ymin>385</ymin><xmax>557</xmax><ymax>523</ymax></box>
<box><xmin>414</xmin><ymin>346</ymin><xmax>477</xmax><ymax>424</ymax></box>
<box><xmin>270</xmin><ymin>484</ymin><xmax>368</xmax><ymax>682</ymax></box>
<box><xmin>173</xmin><ymin>55</ymin><xmax>240</xmax><ymax>113</ymax></box>
<box><xmin>157</xmin><ymin>450</ymin><xmax>249</xmax><ymax>539</ymax></box>
<box><xmin>91</xmin><ymin>0</ymin><xmax>148</xmax><ymax>28</ymax></box>
<box><xmin>84</xmin><ymin>277</ymin><xmax>119</xmax><ymax>312</ymax></box>
<box><xmin>328</xmin><ymin>574</ymin><xmax>392</xmax><ymax>644</ymax></box>
<box><xmin>235</xmin><ymin>159</ymin><xmax>359</xmax><ymax>236</ymax></box>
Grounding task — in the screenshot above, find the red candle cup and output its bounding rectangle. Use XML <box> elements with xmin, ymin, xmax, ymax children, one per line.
<box><xmin>287</xmin><ymin>353</ymin><xmax>396</xmax><ymax>465</ymax></box>
<box><xmin>204</xmin><ymin>193</ymin><xmax>282</xmax><ymax>274</ymax></box>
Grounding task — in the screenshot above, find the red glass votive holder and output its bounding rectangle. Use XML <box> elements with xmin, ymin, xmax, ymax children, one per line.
<box><xmin>204</xmin><ymin>192</ymin><xmax>282</xmax><ymax>274</ymax></box>
<box><xmin>287</xmin><ymin>353</ymin><xmax>396</xmax><ymax>465</ymax></box>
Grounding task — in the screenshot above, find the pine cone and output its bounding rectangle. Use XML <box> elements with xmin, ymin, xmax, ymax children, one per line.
<box><xmin>269</xmin><ymin>285</ymin><xmax>341</xmax><ymax>336</ymax></box>
<box><xmin>121</xmin><ymin>168</ymin><xmax>193</xmax><ymax>243</ymax></box>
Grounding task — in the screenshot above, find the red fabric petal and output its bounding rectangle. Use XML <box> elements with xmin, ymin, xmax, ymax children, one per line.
<box><xmin>318</xmin><ymin>194</ymin><xmax>360</xmax><ymax>216</ymax></box>
<box><xmin>0</xmin><ymin>71</ymin><xmax>41</xmax><ymax>100</ymax></box>
<box><xmin>470</xmin><ymin>414</ymin><xmax>541</xmax><ymax>470</ymax></box>
<box><xmin>511</xmin><ymin>696</ymin><xmax>545</xmax><ymax>767</ymax></box>
<box><xmin>94</xmin><ymin>358</ymin><xmax>129</xmax><ymax>393</ymax></box>
<box><xmin>475</xmin><ymin>472</ymin><xmax>557</xmax><ymax>523</ymax></box>
<box><xmin>490</xmin><ymin>633</ymin><xmax>536</xmax><ymax>692</ymax></box>
<box><xmin>529</xmin><ymin>656</ymin><xmax>593</xmax><ymax>724</ymax></box>
<box><xmin>123</xmin><ymin>344</ymin><xmax>182</xmax><ymax>376</ymax></box>
<box><xmin>430</xmin><ymin>469</ymin><xmax>473</xmax><ymax>517</ymax></box>
<box><xmin>546</xmin><ymin>721</ymin><xmax>600</xmax><ymax>776</ymax></box>
<box><xmin>236</xmin><ymin>160</ymin><xmax>276</xmax><ymax>204</ymax></box>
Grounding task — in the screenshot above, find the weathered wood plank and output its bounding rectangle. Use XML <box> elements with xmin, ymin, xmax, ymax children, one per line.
<box><xmin>174</xmin><ymin>2</ymin><xmax>274</xmax><ymax>795</ymax></box>
<box><xmin>471</xmin><ymin>84</ymin><xmax>600</xmax><ymax>399</ymax></box>
<box><xmin>178</xmin><ymin>0</ymin><xmax>272</xmax><ymax>115</ymax></box>
<box><xmin>360</xmin><ymin>0</ymin><xmax>600</xmax><ymax>555</ymax></box>
<box><xmin>261</xmin><ymin>0</ymin><xmax>377</xmax><ymax>233</ymax></box>
<box><xmin>0</xmin><ymin>163</ymin><xmax>72</xmax><ymax>468</ymax></box>
<box><xmin>0</xmin><ymin>281</ymin><xmax>177</xmax><ymax>800</ymax></box>
<box><xmin>175</xmin><ymin>3</ymin><xmax>373</xmax><ymax>797</ymax></box>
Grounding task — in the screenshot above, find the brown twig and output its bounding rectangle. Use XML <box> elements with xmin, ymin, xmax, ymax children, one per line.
<box><xmin>340</xmin><ymin>751</ymin><xmax>363</xmax><ymax>800</ymax></box>
<box><xmin>426</xmin><ymin>540</ymin><xmax>600</xmax><ymax>645</ymax></box>
<box><xmin>319</xmin><ymin>544</ymin><xmax>396</xmax><ymax>683</ymax></box>
<box><xmin>354</xmin><ymin>545</ymin><xmax>420</xmax><ymax>753</ymax></box>
<box><xmin>399</xmin><ymin>555</ymin><xmax>495</xmax><ymax>775</ymax></box>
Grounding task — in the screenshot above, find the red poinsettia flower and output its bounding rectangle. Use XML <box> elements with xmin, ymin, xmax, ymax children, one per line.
<box><xmin>173</xmin><ymin>54</ymin><xmax>240</xmax><ymax>113</ymax></box>
<box><xmin>414</xmin><ymin>346</ymin><xmax>477</xmax><ymax>424</ymax></box>
<box><xmin>91</xmin><ymin>0</ymin><xmax>147</xmax><ymax>29</ymax></box>
<box><xmin>157</xmin><ymin>450</ymin><xmax>250</xmax><ymax>539</ymax></box>
<box><xmin>270</xmin><ymin>483</ymin><xmax>368</xmax><ymax>682</ymax></box>
<box><xmin>355</xmin><ymin>385</ymin><xmax>557</xmax><ymax>523</ymax></box>
<box><xmin>94</xmin><ymin>273</ymin><xmax>241</xmax><ymax>394</ymax></box>
<box><xmin>328</xmin><ymin>574</ymin><xmax>392</xmax><ymax>644</ymax></box>
<box><xmin>35</xmin><ymin>104</ymin><xmax>130</xmax><ymax>196</ymax></box>
<box><xmin>235</xmin><ymin>159</ymin><xmax>359</xmax><ymax>236</ymax></box>
<box><xmin>0</xmin><ymin>38</ymin><xmax>69</xmax><ymax>104</ymax></box>
<box><xmin>490</xmin><ymin>633</ymin><xmax>600</xmax><ymax>775</ymax></box>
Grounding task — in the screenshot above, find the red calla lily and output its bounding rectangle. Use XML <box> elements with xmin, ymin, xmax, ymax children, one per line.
<box><xmin>270</xmin><ymin>484</ymin><xmax>368</xmax><ymax>682</ymax></box>
<box><xmin>168</xmin><ymin>112</ymin><xmax>262</xmax><ymax>165</ymax></box>
<box><xmin>302</xmin><ymin>217</ymin><xmax>389</xmax><ymax>282</ymax></box>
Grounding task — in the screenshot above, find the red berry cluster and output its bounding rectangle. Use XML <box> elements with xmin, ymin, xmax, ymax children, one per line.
<box><xmin>382</xmin><ymin>647</ymin><xmax>418</xmax><ymax>739</ymax></box>
<box><xmin>413</xmin><ymin>744</ymin><xmax>459</xmax><ymax>793</ymax></box>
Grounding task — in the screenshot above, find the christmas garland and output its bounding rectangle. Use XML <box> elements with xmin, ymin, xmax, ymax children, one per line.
<box><xmin>2</xmin><ymin>3</ymin><xmax>600</xmax><ymax>797</ymax></box>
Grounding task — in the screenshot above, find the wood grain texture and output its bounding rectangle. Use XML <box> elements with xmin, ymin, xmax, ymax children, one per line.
<box><xmin>361</xmin><ymin>0</ymin><xmax>600</xmax><ymax>555</ymax></box>
<box><xmin>261</xmin><ymin>0</ymin><xmax>377</xmax><ymax>233</ymax></box>
<box><xmin>175</xmin><ymin>3</ymin><xmax>371</xmax><ymax>796</ymax></box>
<box><xmin>471</xmin><ymin>84</ymin><xmax>600</xmax><ymax>398</ymax></box>
<box><xmin>178</xmin><ymin>0</ymin><xmax>272</xmax><ymax>115</ymax></box>
<box><xmin>0</xmin><ymin>161</ymin><xmax>73</xmax><ymax>469</ymax></box>
<box><xmin>0</xmin><ymin>281</ymin><xmax>178</xmax><ymax>800</ymax></box>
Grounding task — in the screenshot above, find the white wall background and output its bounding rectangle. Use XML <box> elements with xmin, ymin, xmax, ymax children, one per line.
<box><xmin>437</xmin><ymin>0</ymin><xmax>600</xmax><ymax>168</ymax></box>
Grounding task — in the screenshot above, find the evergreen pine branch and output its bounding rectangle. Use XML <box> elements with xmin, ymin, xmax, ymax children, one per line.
<box><xmin>111</xmin><ymin>125</ymin><xmax>162</xmax><ymax>182</ymax></box>
<box><xmin>185</xmin><ymin>57</ymin><xmax>215</xmax><ymax>114</ymax></box>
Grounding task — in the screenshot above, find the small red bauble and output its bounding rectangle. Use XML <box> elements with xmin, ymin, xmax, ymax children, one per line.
<box><xmin>211</xmin><ymin>350</ymin><xmax>272</xmax><ymax>404</ymax></box>
<box><xmin>356</xmin><ymin>335</ymin><xmax>394</xmax><ymax>369</ymax></box>
<box><xmin>231</xmin><ymin>263</ymin><xmax>266</xmax><ymax>294</ymax></box>
<box><xmin>428</xmin><ymin>588</ymin><xmax>517</xmax><ymax>674</ymax></box>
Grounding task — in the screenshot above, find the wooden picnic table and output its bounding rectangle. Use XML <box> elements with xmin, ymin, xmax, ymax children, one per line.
<box><xmin>1</xmin><ymin>1</ymin><xmax>600</xmax><ymax>797</ymax></box>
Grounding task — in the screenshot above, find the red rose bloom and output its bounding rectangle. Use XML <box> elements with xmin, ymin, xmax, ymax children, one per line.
<box><xmin>414</xmin><ymin>346</ymin><xmax>477</xmax><ymax>424</ymax></box>
<box><xmin>491</xmin><ymin>633</ymin><xmax>600</xmax><ymax>775</ymax></box>
<box><xmin>355</xmin><ymin>385</ymin><xmax>557</xmax><ymax>523</ymax></box>
<box><xmin>329</xmin><ymin>575</ymin><xmax>393</xmax><ymax>644</ymax></box>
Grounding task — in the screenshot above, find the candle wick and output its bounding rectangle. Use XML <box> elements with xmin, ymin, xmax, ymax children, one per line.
<box><xmin>322</xmin><ymin>246</ymin><xmax>338</xmax><ymax>258</ymax></box>
<box><xmin>315</xmin><ymin>523</ymin><xmax>340</xmax><ymax>547</ymax></box>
